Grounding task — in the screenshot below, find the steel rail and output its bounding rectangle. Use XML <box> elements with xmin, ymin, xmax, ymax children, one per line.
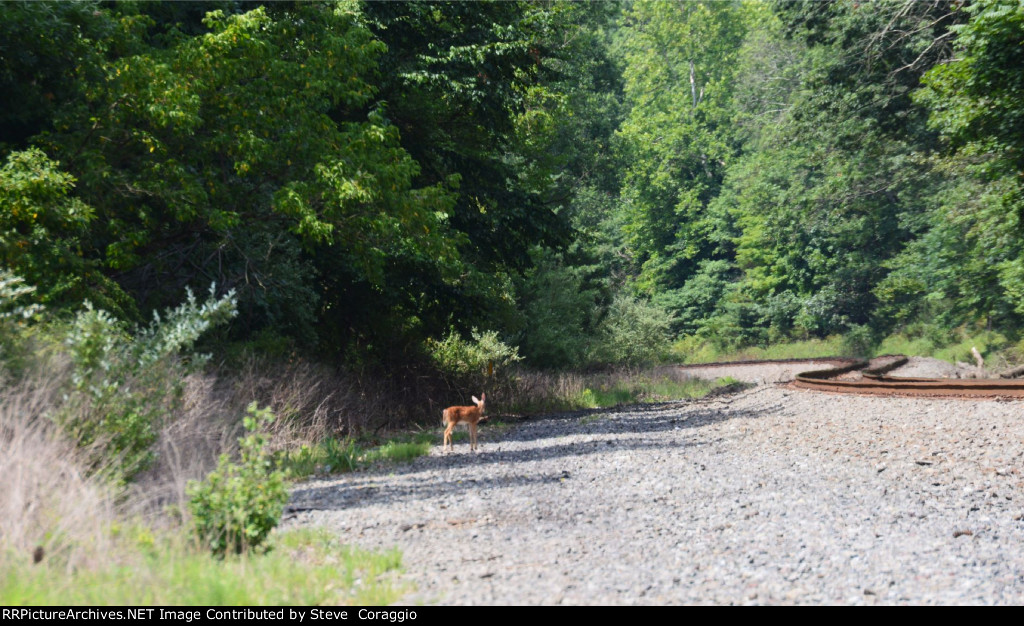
<box><xmin>681</xmin><ymin>356</ymin><xmax>1024</xmax><ymax>398</ymax></box>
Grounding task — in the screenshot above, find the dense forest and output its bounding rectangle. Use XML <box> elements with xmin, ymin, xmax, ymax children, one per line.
<box><xmin>5</xmin><ymin>0</ymin><xmax>1024</xmax><ymax>595</ymax></box>
<box><xmin>4</xmin><ymin>0</ymin><xmax>1024</xmax><ymax>371</ymax></box>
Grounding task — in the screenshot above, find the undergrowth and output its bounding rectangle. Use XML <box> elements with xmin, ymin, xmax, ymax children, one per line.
<box><xmin>671</xmin><ymin>325</ymin><xmax>1022</xmax><ymax>370</ymax></box>
<box><xmin>281</xmin><ymin>433</ymin><xmax>433</xmax><ymax>479</ymax></box>
<box><xmin>507</xmin><ymin>367</ymin><xmax>739</xmax><ymax>413</ymax></box>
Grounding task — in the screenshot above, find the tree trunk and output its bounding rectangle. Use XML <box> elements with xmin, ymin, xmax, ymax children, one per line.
<box><xmin>689</xmin><ymin>60</ymin><xmax>697</xmax><ymax>109</ymax></box>
<box><xmin>971</xmin><ymin>346</ymin><xmax>985</xmax><ymax>377</ymax></box>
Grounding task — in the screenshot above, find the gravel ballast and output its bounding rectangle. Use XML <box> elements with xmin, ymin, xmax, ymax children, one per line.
<box><xmin>285</xmin><ymin>366</ymin><xmax>1024</xmax><ymax>605</ymax></box>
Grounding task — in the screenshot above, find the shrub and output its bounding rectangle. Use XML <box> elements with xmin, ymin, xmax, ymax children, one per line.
<box><xmin>514</xmin><ymin>253</ymin><xmax>598</xmax><ymax>369</ymax></box>
<box><xmin>57</xmin><ymin>286</ymin><xmax>237</xmax><ymax>484</ymax></box>
<box><xmin>187</xmin><ymin>402</ymin><xmax>290</xmax><ymax>557</ymax></box>
<box><xmin>590</xmin><ymin>294</ymin><xmax>674</xmax><ymax>366</ymax></box>
<box><xmin>841</xmin><ymin>324</ymin><xmax>876</xmax><ymax>358</ymax></box>
<box><xmin>0</xmin><ymin>271</ymin><xmax>43</xmax><ymax>378</ymax></box>
<box><xmin>427</xmin><ymin>328</ymin><xmax>522</xmax><ymax>392</ymax></box>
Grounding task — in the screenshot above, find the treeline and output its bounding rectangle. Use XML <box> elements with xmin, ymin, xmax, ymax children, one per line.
<box><xmin>3</xmin><ymin>0</ymin><xmax>1024</xmax><ymax>375</ymax></box>
<box><xmin>612</xmin><ymin>0</ymin><xmax>1024</xmax><ymax>351</ymax></box>
<box><xmin>0</xmin><ymin>0</ymin><xmax>666</xmax><ymax>371</ymax></box>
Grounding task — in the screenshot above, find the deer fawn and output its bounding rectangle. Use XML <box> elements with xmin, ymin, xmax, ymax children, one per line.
<box><xmin>442</xmin><ymin>393</ymin><xmax>486</xmax><ymax>452</ymax></box>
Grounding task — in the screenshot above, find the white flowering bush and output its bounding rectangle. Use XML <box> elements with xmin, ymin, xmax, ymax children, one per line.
<box><xmin>60</xmin><ymin>285</ymin><xmax>237</xmax><ymax>484</ymax></box>
<box><xmin>0</xmin><ymin>271</ymin><xmax>43</xmax><ymax>375</ymax></box>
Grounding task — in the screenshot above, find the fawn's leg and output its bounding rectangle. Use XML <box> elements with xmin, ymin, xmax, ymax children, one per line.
<box><xmin>443</xmin><ymin>422</ymin><xmax>454</xmax><ymax>452</ymax></box>
<box><xmin>470</xmin><ymin>422</ymin><xmax>478</xmax><ymax>452</ymax></box>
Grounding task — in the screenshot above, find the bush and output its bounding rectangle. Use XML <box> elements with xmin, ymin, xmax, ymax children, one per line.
<box><xmin>0</xmin><ymin>271</ymin><xmax>43</xmax><ymax>378</ymax></box>
<box><xmin>654</xmin><ymin>259</ymin><xmax>733</xmax><ymax>335</ymax></box>
<box><xmin>57</xmin><ymin>286</ymin><xmax>237</xmax><ymax>484</ymax></box>
<box><xmin>427</xmin><ymin>328</ymin><xmax>522</xmax><ymax>392</ymax></box>
<box><xmin>841</xmin><ymin>324</ymin><xmax>876</xmax><ymax>358</ymax></box>
<box><xmin>590</xmin><ymin>294</ymin><xmax>674</xmax><ymax>366</ymax></box>
<box><xmin>514</xmin><ymin>253</ymin><xmax>599</xmax><ymax>369</ymax></box>
<box><xmin>187</xmin><ymin>403</ymin><xmax>290</xmax><ymax>557</ymax></box>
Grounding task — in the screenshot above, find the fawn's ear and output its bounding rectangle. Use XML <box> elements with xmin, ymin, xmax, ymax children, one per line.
<box><xmin>472</xmin><ymin>395</ymin><xmax>480</xmax><ymax>405</ymax></box>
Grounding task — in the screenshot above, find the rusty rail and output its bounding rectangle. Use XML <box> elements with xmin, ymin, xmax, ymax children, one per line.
<box><xmin>680</xmin><ymin>356</ymin><xmax>1024</xmax><ymax>398</ymax></box>
<box><xmin>791</xmin><ymin>355</ymin><xmax>1024</xmax><ymax>398</ymax></box>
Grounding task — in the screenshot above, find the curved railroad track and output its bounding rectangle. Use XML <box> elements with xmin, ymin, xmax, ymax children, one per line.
<box><xmin>679</xmin><ymin>355</ymin><xmax>1024</xmax><ymax>399</ymax></box>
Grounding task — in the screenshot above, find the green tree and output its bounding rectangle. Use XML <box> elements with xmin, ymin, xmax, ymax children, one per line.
<box><xmin>0</xmin><ymin>1</ymin><xmax>114</xmax><ymax>152</ymax></box>
<box><xmin>32</xmin><ymin>3</ymin><xmax>460</xmax><ymax>354</ymax></box>
<box><xmin>909</xmin><ymin>0</ymin><xmax>1024</xmax><ymax>322</ymax></box>
<box><xmin>0</xmin><ymin>148</ymin><xmax>130</xmax><ymax>314</ymax></box>
<box><xmin>704</xmin><ymin>0</ymin><xmax>962</xmax><ymax>340</ymax></box>
<box><xmin>614</xmin><ymin>0</ymin><xmax>748</xmax><ymax>296</ymax></box>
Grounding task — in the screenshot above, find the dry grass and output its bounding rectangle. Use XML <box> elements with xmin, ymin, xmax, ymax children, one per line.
<box><xmin>0</xmin><ymin>353</ymin><xmax>412</xmax><ymax>605</ymax></box>
<box><xmin>0</xmin><ymin>369</ymin><xmax>116</xmax><ymax>572</ymax></box>
<box><xmin>2</xmin><ymin>343</ymin><xmax>734</xmax><ymax>605</ymax></box>
<box><xmin>500</xmin><ymin>365</ymin><xmax>727</xmax><ymax>415</ymax></box>
<box><xmin>2</xmin><ymin>346</ymin><xmax>727</xmax><ymax>558</ymax></box>
<box><xmin>126</xmin><ymin>372</ymin><xmax>241</xmax><ymax>520</ymax></box>
<box><xmin>127</xmin><ymin>356</ymin><xmax>408</xmax><ymax>518</ymax></box>
<box><xmin>506</xmin><ymin>369</ymin><xmax>590</xmax><ymax>413</ymax></box>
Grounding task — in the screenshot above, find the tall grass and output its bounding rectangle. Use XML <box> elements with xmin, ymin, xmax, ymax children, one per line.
<box><xmin>0</xmin><ymin>369</ymin><xmax>115</xmax><ymax>573</ymax></box>
<box><xmin>669</xmin><ymin>325</ymin><xmax>1023</xmax><ymax>373</ymax></box>
<box><xmin>668</xmin><ymin>335</ymin><xmax>847</xmax><ymax>364</ymax></box>
<box><xmin>280</xmin><ymin>433</ymin><xmax>433</xmax><ymax>479</ymax></box>
<box><xmin>0</xmin><ymin>366</ymin><xmax>405</xmax><ymax>605</ymax></box>
<box><xmin>505</xmin><ymin>366</ymin><xmax>739</xmax><ymax>413</ymax></box>
<box><xmin>875</xmin><ymin>329</ymin><xmax>1010</xmax><ymax>363</ymax></box>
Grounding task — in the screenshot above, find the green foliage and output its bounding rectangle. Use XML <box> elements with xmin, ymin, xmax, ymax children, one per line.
<box><xmin>576</xmin><ymin>373</ymin><xmax>735</xmax><ymax>409</ymax></box>
<box><xmin>363</xmin><ymin>439</ymin><xmax>432</xmax><ymax>466</ymax></box>
<box><xmin>187</xmin><ymin>403</ymin><xmax>289</xmax><ymax>558</ymax></box>
<box><xmin>9</xmin><ymin>0</ymin><xmax>1024</xmax><ymax>376</ymax></box>
<box><xmin>58</xmin><ymin>286</ymin><xmax>237</xmax><ymax>483</ymax></box>
<box><xmin>0</xmin><ymin>270</ymin><xmax>42</xmax><ymax>377</ymax></box>
<box><xmin>875</xmin><ymin>325</ymin><xmax>1012</xmax><ymax>364</ymax></box>
<box><xmin>281</xmin><ymin>432</ymin><xmax>433</xmax><ymax>479</ymax></box>
<box><xmin>28</xmin><ymin>2</ymin><xmax>465</xmax><ymax>353</ymax></box>
<box><xmin>590</xmin><ymin>294</ymin><xmax>674</xmax><ymax>367</ymax></box>
<box><xmin>0</xmin><ymin>1</ymin><xmax>114</xmax><ymax>151</ymax></box>
<box><xmin>918</xmin><ymin>0</ymin><xmax>1024</xmax><ymax>161</ymax></box>
<box><xmin>513</xmin><ymin>249</ymin><xmax>600</xmax><ymax>369</ymax></box>
<box><xmin>1</xmin><ymin>528</ymin><xmax>404</xmax><ymax>605</ymax></box>
<box><xmin>840</xmin><ymin>325</ymin><xmax>876</xmax><ymax>358</ymax></box>
<box><xmin>0</xmin><ymin>149</ymin><xmax>131</xmax><ymax>315</ymax></box>
<box><xmin>903</xmin><ymin>0</ymin><xmax>1024</xmax><ymax>330</ymax></box>
<box><xmin>668</xmin><ymin>334</ymin><xmax>847</xmax><ymax>364</ymax></box>
<box><xmin>0</xmin><ymin>271</ymin><xmax>40</xmax><ymax>324</ymax></box>
<box><xmin>614</xmin><ymin>1</ymin><xmax>749</xmax><ymax>294</ymax></box>
<box><xmin>363</xmin><ymin>1</ymin><xmax>576</xmax><ymax>272</ymax></box>
<box><xmin>282</xmin><ymin>438</ymin><xmax>360</xmax><ymax>478</ymax></box>
<box><xmin>427</xmin><ymin>328</ymin><xmax>522</xmax><ymax>391</ymax></box>
<box><xmin>654</xmin><ymin>259</ymin><xmax>734</xmax><ymax>334</ymax></box>
<box><xmin>0</xmin><ymin>269</ymin><xmax>236</xmax><ymax>486</ymax></box>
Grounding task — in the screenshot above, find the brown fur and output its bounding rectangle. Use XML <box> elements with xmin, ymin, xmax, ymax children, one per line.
<box><xmin>442</xmin><ymin>393</ymin><xmax>486</xmax><ymax>452</ymax></box>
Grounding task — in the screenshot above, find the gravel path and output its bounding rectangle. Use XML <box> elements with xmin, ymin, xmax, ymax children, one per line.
<box><xmin>285</xmin><ymin>364</ymin><xmax>1024</xmax><ymax>605</ymax></box>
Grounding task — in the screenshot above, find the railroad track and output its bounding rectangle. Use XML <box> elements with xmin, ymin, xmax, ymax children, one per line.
<box><xmin>680</xmin><ymin>355</ymin><xmax>1024</xmax><ymax>399</ymax></box>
